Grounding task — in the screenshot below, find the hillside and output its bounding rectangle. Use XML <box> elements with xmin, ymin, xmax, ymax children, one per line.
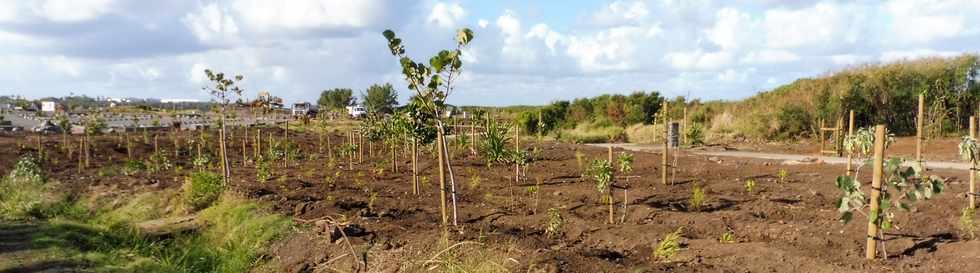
<box><xmin>706</xmin><ymin>54</ymin><xmax>980</xmax><ymax>140</ymax></box>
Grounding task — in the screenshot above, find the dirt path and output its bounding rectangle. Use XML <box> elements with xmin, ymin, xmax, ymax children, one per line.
<box><xmin>590</xmin><ymin>143</ymin><xmax>973</xmax><ymax>171</ymax></box>
<box><xmin>0</xmin><ymin>222</ymin><xmax>83</xmax><ymax>273</ymax></box>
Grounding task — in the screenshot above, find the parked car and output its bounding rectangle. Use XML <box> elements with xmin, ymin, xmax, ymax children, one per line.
<box><xmin>346</xmin><ymin>105</ymin><xmax>367</xmax><ymax>119</ymax></box>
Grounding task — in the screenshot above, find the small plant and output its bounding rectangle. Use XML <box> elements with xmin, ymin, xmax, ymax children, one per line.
<box><xmin>526</xmin><ymin>177</ymin><xmax>541</xmax><ymax>214</ymax></box>
<box><xmin>777</xmin><ymin>169</ymin><xmax>788</xmax><ymax>183</ymax></box>
<box><xmin>836</xmin><ymin>126</ymin><xmax>944</xmax><ymax>258</ymax></box>
<box><xmin>653</xmin><ymin>227</ymin><xmax>684</xmax><ymax>261</ymax></box>
<box><xmin>960</xmin><ymin>207</ymin><xmax>977</xmax><ymax>240</ymax></box>
<box><xmin>256</xmin><ymin>157</ymin><xmax>272</xmax><ymax>183</ymax></box>
<box><xmin>467</xmin><ymin>169</ymin><xmax>481</xmax><ymax>190</ymax></box>
<box><xmin>617</xmin><ymin>153</ymin><xmax>634</xmax><ymax>174</ymax></box>
<box><xmin>481</xmin><ymin>118</ymin><xmax>511</xmax><ymax>167</ymax></box>
<box><xmin>574</xmin><ymin>150</ymin><xmax>586</xmax><ymax>171</ymax></box>
<box><xmin>719</xmin><ymin>230</ymin><xmax>736</xmax><ymax>243</ymax></box>
<box><xmin>544</xmin><ymin>207</ymin><xmax>564</xmax><ymax>239</ymax></box>
<box><xmin>744</xmin><ymin>179</ymin><xmax>756</xmax><ymax>193</ymax></box>
<box><xmin>123</xmin><ymin>160</ymin><xmax>146</xmax><ymax>176</ymax></box>
<box><xmin>512</xmin><ymin>149</ymin><xmax>532</xmax><ymax>182</ymax></box>
<box><xmin>147</xmin><ymin>150</ymin><xmax>172</xmax><ymax>173</ymax></box>
<box><xmin>182</xmin><ymin>171</ymin><xmax>225</xmax><ymax>211</ymax></box>
<box><xmin>689</xmin><ymin>184</ymin><xmax>706</xmax><ymax>212</ymax></box>
<box><xmin>193</xmin><ymin>153</ymin><xmax>212</xmax><ymax>170</ymax></box>
<box><xmin>588</xmin><ymin>159</ymin><xmax>614</xmax><ymax>223</ymax></box>
<box><xmin>685</xmin><ymin>122</ymin><xmax>705</xmax><ymax>146</ymax></box>
<box><xmin>368</xmin><ymin>191</ymin><xmax>379</xmax><ymax>213</ymax></box>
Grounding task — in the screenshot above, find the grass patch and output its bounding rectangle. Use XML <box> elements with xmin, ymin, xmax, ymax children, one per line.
<box><xmin>558</xmin><ymin>121</ymin><xmax>624</xmax><ymax>143</ymax></box>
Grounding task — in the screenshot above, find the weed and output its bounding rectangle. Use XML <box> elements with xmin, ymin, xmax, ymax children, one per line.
<box><xmin>545</xmin><ymin>207</ymin><xmax>564</xmax><ymax>239</ymax></box>
<box><xmin>182</xmin><ymin>171</ymin><xmax>225</xmax><ymax>211</ymax></box>
<box><xmin>689</xmin><ymin>184</ymin><xmax>706</xmax><ymax>212</ymax></box>
<box><xmin>123</xmin><ymin>159</ymin><xmax>146</xmax><ymax>176</ymax></box>
<box><xmin>744</xmin><ymin>179</ymin><xmax>756</xmax><ymax>193</ymax></box>
<box><xmin>653</xmin><ymin>227</ymin><xmax>684</xmax><ymax>261</ymax></box>
<box><xmin>719</xmin><ymin>230</ymin><xmax>736</xmax><ymax>243</ymax></box>
<box><xmin>468</xmin><ymin>169</ymin><xmax>481</xmax><ymax>190</ymax></box>
<box><xmin>368</xmin><ymin>192</ymin><xmax>379</xmax><ymax>212</ymax></box>
<box><xmin>777</xmin><ymin>169</ymin><xmax>788</xmax><ymax>183</ymax></box>
<box><xmin>960</xmin><ymin>207</ymin><xmax>977</xmax><ymax>240</ymax></box>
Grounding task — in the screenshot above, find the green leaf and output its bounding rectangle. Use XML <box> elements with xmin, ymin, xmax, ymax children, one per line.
<box><xmin>837</xmin><ymin>197</ymin><xmax>850</xmax><ymax>212</ymax></box>
<box><xmin>869</xmin><ymin>210</ymin><xmax>879</xmax><ymax>224</ymax></box>
<box><xmin>383</xmin><ymin>29</ymin><xmax>396</xmax><ymax>40</ymax></box>
<box><xmin>456</xmin><ymin>28</ymin><xmax>474</xmax><ymax>45</ymax></box>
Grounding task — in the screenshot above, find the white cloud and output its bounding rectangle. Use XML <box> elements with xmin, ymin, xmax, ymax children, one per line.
<box><xmin>183</xmin><ymin>3</ymin><xmax>240</xmax><ymax>45</ymax></box>
<box><xmin>592</xmin><ymin>0</ymin><xmax>649</xmax><ymax>26</ymax></box>
<box><xmin>830</xmin><ymin>54</ymin><xmax>870</xmax><ymax>65</ymax></box>
<box><xmin>705</xmin><ymin>7</ymin><xmax>753</xmax><ymax>50</ymax></box>
<box><xmin>231</xmin><ymin>0</ymin><xmax>385</xmax><ymax>32</ymax></box>
<box><xmin>189</xmin><ymin>63</ymin><xmax>209</xmax><ymax>84</ymax></box>
<box><xmin>477</xmin><ymin>19</ymin><xmax>488</xmax><ymax>28</ymax></box>
<box><xmin>35</xmin><ymin>0</ymin><xmax>114</xmax><ymax>22</ymax></box>
<box><xmin>741</xmin><ymin>50</ymin><xmax>800</xmax><ymax>64</ymax></box>
<box><xmin>41</xmin><ymin>55</ymin><xmax>81</xmax><ymax>78</ymax></box>
<box><xmin>762</xmin><ymin>2</ymin><xmax>861</xmax><ymax>49</ymax></box>
<box><xmin>427</xmin><ymin>2</ymin><xmax>466</xmax><ymax>28</ymax></box>
<box><xmin>880</xmin><ymin>49</ymin><xmax>960</xmax><ymax>62</ymax></box>
<box><xmin>566</xmin><ymin>26</ymin><xmax>646</xmax><ymax>72</ymax></box>
<box><xmin>884</xmin><ymin>0</ymin><xmax>974</xmax><ymax>44</ymax></box>
<box><xmin>665</xmin><ymin>49</ymin><xmax>734</xmax><ymax>71</ymax></box>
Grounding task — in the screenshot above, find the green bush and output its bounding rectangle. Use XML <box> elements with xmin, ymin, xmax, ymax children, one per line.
<box><xmin>685</xmin><ymin>122</ymin><xmax>705</xmax><ymax>146</ymax></box>
<box><xmin>775</xmin><ymin>104</ymin><xmax>812</xmax><ymax>139</ymax></box>
<box><xmin>481</xmin><ymin>118</ymin><xmax>511</xmax><ymax>166</ymax></box>
<box><xmin>0</xmin><ymin>154</ymin><xmax>53</xmax><ymax>220</ymax></box>
<box><xmin>183</xmin><ymin>171</ymin><xmax>225</xmax><ymax>211</ymax></box>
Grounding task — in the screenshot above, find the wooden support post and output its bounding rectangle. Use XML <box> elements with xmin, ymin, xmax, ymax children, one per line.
<box><xmin>917</xmin><ymin>94</ymin><xmax>924</xmax><ymax>163</ymax></box>
<box><xmin>846</xmin><ymin>111</ymin><xmax>855</xmax><ymax>176</ymax></box>
<box><xmin>515</xmin><ymin>124</ymin><xmax>520</xmax><ymax>182</ymax></box>
<box><xmin>470</xmin><ymin>120</ymin><xmax>476</xmax><ymax>155</ymax></box>
<box><xmin>412</xmin><ymin>138</ymin><xmax>419</xmax><ymax>195</ymax></box>
<box><xmin>835</xmin><ymin>118</ymin><xmax>843</xmax><ymax>156</ymax></box>
<box><xmin>662</xmin><ymin>101</ymin><xmax>669</xmax><ymax>185</ymax></box>
<box><xmin>819</xmin><ymin>119</ymin><xmax>826</xmax><ymax>154</ymax></box>
<box><xmin>358</xmin><ymin>132</ymin><xmax>364</xmax><ymax>163</ymax></box>
<box><xmin>608</xmin><ymin>146</ymin><xmax>614</xmax><ymax>224</ymax></box>
<box><xmin>437</xmin><ymin>130</ymin><xmax>448</xmax><ymax>225</ymax></box>
<box><xmin>971</xmin><ymin>117</ymin><xmax>977</xmax><ymax>209</ymax></box>
<box><xmin>866</xmin><ymin>124</ymin><xmax>886</xmax><ymax>260</ymax></box>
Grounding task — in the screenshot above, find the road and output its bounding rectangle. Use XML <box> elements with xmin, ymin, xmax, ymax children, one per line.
<box><xmin>589</xmin><ymin>143</ymin><xmax>973</xmax><ymax>171</ymax></box>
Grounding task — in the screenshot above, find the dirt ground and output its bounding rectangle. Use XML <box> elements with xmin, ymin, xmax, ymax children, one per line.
<box><xmin>1</xmin><ymin>130</ymin><xmax>979</xmax><ymax>273</ymax></box>
<box><xmin>733</xmin><ymin>136</ymin><xmax>965</xmax><ymax>162</ymax></box>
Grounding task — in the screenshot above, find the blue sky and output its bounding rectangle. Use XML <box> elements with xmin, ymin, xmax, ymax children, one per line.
<box><xmin>0</xmin><ymin>0</ymin><xmax>978</xmax><ymax>106</ymax></box>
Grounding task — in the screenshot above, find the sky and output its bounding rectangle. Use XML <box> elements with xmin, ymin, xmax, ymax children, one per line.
<box><xmin>0</xmin><ymin>0</ymin><xmax>978</xmax><ymax>106</ymax></box>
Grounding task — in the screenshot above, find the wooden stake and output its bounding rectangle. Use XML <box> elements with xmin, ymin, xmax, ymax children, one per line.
<box><xmin>846</xmin><ymin>110</ymin><xmax>855</xmax><ymax>176</ymax></box>
<box><xmin>662</xmin><ymin>101</ymin><xmax>669</xmax><ymax>185</ymax></box>
<box><xmin>917</xmin><ymin>94</ymin><xmax>924</xmax><ymax>163</ymax></box>
<box><xmin>412</xmin><ymin>138</ymin><xmax>419</xmax><ymax>195</ymax></box>
<box><xmin>608</xmin><ymin>146</ymin><xmax>614</xmax><ymax>224</ymax></box>
<box><xmin>515</xmin><ymin>124</ymin><xmax>521</xmax><ymax>182</ymax></box>
<box><xmin>971</xmin><ymin>117</ymin><xmax>977</xmax><ymax>209</ymax></box>
<box><xmin>438</xmin><ymin>130</ymin><xmax>448</xmax><ymax>225</ymax></box>
<box><xmin>866</xmin><ymin>124</ymin><xmax>886</xmax><ymax>260</ymax></box>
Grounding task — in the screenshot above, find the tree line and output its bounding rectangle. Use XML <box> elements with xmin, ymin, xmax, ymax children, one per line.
<box><xmin>317</xmin><ymin>83</ymin><xmax>399</xmax><ymax>114</ymax></box>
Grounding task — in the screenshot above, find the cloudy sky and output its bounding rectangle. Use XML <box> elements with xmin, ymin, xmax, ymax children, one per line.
<box><xmin>1</xmin><ymin>0</ymin><xmax>978</xmax><ymax>106</ymax></box>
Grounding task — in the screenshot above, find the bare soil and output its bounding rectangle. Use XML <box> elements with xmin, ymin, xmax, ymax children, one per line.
<box><xmin>2</xmin><ymin>130</ymin><xmax>979</xmax><ymax>273</ymax></box>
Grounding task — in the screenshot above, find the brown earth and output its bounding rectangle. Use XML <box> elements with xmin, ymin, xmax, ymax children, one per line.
<box><xmin>1</xmin><ymin>130</ymin><xmax>979</xmax><ymax>273</ymax></box>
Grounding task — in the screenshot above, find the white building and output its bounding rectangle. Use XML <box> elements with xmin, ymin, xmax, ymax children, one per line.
<box><xmin>41</xmin><ymin>101</ymin><xmax>57</xmax><ymax>112</ymax></box>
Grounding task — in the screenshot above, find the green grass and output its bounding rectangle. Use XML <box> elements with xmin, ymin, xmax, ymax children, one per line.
<box><xmin>558</xmin><ymin>121</ymin><xmax>624</xmax><ymax>143</ymax></box>
<box><xmin>0</xmin><ymin>154</ymin><xmax>293</xmax><ymax>273</ymax></box>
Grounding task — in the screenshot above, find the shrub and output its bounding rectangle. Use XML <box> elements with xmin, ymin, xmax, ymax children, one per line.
<box><xmin>685</xmin><ymin>122</ymin><xmax>705</xmax><ymax>146</ymax></box>
<box><xmin>559</xmin><ymin>121</ymin><xmax>624</xmax><ymax>144</ymax></box>
<box><xmin>545</xmin><ymin>208</ymin><xmax>564</xmax><ymax>239</ymax></box>
<box><xmin>960</xmin><ymin>207</ymin><xmax>977</xmax><ymax>240</ymax></box>
<box><xmin>774</xmin><ymin>105</ymin><xmax>812</xmax><ymax>139</ymax></box>
<box><xmin>481</xmin><ymin>118</ymin><xmax>511</xmax><ymax>166</ymax></box>
<box><xmin>689</xmin><ymin>184</ymin><xmax>705</xmax><ymax>211</ymax></box>
<box><xmin>719</xmin><ymin>230</ymin><xmax>736</xmax><ymax>243</ymax></box>
<box><xmin>0</xmin><ymin>154</ymin><xmax>51</xmax><ymax>220</ymax></box>
<box><xmin>183</xmin><ymin>171</ymin><xmax>225</xmax><ymax>211</ymax></box>
<box><xmin>653</xmin><ymin>227</ymin><xmax>684</xmax><ymax>261</ymax></box>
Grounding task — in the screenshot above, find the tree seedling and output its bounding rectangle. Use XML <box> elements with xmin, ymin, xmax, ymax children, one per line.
<box><xmin>744</xmin><ymin>179</ymin><xmax>756</xmax><ymax>193</ymax></box>
<box><xmin>545</xmin><ymin>207</ymin><xmax>564</xmax><ymax>239</ymax></box>
<box><xmin>689</xmin><ymin>184</ymin><xmax>706</xmax><ymax>212</ymax></box>
<box><xmin>588</xmin><ymin>159</ymin><xmax>614</xmax><ymax>224</ymax></box>
<box><xmin>719</xmin><ymin>230</ymin><xmax>736</xmax><ymax>244</ymax></box>
<box><xmin>777</xmin><ymin>169</ymin><xmax>789</xmax><ymax>183</ymax></box>
<box><xmin>653</xmin><ymin>227</ymin><xmax>684</xmax><ymax>262</ymax></box>
<box><xmin>836</xmin><ymin>127</ymin><xmax>945</xmax><ymax>259</ymax></box>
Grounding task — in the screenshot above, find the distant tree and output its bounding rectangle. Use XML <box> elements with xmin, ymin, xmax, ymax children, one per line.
<box><xmin>362</xmin><ymin>83</ymin><xmax>399</xmax><ymax>114</ymax></box>
<box><xmin>318</xmin><ymin>88</ymin><xmax>355</xmax><ymax>110</ymax></box>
